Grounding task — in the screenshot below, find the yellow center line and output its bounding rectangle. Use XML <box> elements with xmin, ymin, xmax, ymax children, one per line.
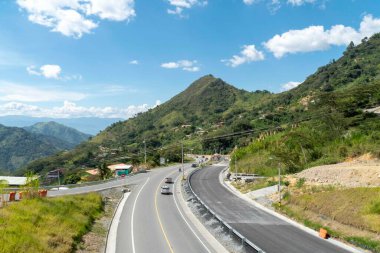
<box><xmin>154</xmin><ymin>171</ymin><xmax>178</xmax><ymax>253</ymax></box>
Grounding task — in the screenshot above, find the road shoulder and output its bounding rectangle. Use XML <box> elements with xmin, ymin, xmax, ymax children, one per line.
<box><xmin>175</xmin><ymin>170</ymin><xmax>228</xmax><ymax>253</ymax></box>
<box><xmin>106</xmin><ymin>192</ymin><xmax>131</xmax><ymax>253</ymax></box>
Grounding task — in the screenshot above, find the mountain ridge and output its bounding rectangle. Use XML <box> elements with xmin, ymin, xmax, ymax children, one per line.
<box><xmin>24</xmin><ymin>121</ymin><xmax>91</xmax><ymax>146</ymax></box>
<box><xmin>22</xmin><ymin>34</ymin><xmax>380</xmax><ymax>178</ymax></box>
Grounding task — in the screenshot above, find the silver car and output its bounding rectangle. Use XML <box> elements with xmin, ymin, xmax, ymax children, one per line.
<box><xmin>160</xmin><ymin>185</ymin><xmax>171</xmax><ymax>195</ymax></box>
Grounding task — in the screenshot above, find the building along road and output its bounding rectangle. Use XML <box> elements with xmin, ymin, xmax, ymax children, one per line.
<box><xmin>189</xmin><ymin>165</ymin><xmax>353</xmax><ymax>253</ymax></box>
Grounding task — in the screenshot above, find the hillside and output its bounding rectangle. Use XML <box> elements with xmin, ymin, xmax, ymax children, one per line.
<box><xmin>0</xmin><ymin>124</ymin><xmax>73</xmax><ymax>174</ymax></box>
<box><xmin>20</xmin><ymin>75</ymin><xmax>273</xmax><ymax>176</ymax></box>
<box><xmin>231</xmin><ymin>35</ymin><xmax>380</xmax><ymax>176</ymax></box>
<box><xmin>24</xmin><ymin>121</ymin><xmax>91</xmax><ymax>146</ymax></box>
<box><xmin>0</xmin><ymin>116</ymin><xmax>122</xmax><ymax>135</ymax></box>
<box><xmin>22</xmin><ymin>34</ymin><xmax>380</xmax><ymax>179</ymax></box>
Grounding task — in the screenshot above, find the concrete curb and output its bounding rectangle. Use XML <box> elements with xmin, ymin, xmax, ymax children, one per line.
<box><xmin>175</xmin><ymin>169</ymin><xmax>228</xmax><ymax>253</ymax></box>
<box><xmin>219</xmin><ymin>168</ymin><xmax>364</xmax><ymax>253</ymax></box>
<box><xmin>105</xmin><ymin>192</ymin><xmax>131</xmax><ymax>253</ymax></box>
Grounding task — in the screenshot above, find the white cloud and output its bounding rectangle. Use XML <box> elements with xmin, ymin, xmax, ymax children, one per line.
<box><xmin>243</xmin><ymin>0</ymin><xmax>319</xmax><ymax>11</ymax></box>
<box><xmin>161</xmin><ymin>60</ymin><xmax>200</xmax><ymax>72</ymax></box>
<box><xmin>17</xmin><ymin>0</ymin><xmax>135</xmax><ymax>38</ymax></box>
<box><xmin>0</xmin><ymin>100</ymin><xmax>161</xmax><ymax>119</ymax></box>
<box><xmin>129</xmin><ymin>60</ymin><xmax>139</xmax><ymax>65</ymax></box>
<box><xmin>27</xmin><ymin>64</ymin><xmax>62</xmax><ymax>79</ymax></box>
<box><xmin>223</xmin><ymin>45</ymin><xmax>265</xmax><ymax>67</ymax></box>
<box><xmin>0</xmin><ymin>81</ymin><xmax>86</xmax><ymax>102</ymax></box>
<box><xmin>167</xmin><ymin>0</ymin><xmax>207</xmax><ymax>17</ymax></box>
<box><xmin>40</xmin><ymin>64</ymin><xmax>62</xmax><ymax>79</ymax></box>
<box><xmin>264</xmin><ymin>14</ymin><xmax>380</xmax><ymax>58</ymax></box>
<box><xmin>287</xmin><ymin>0</ymin><xmax>315</xmax><ymax>6</ymax></box>
<box><xmin>281</xmin><ymin>81</ymin><xmax>301</xmax><ymax>91</ymax></box>
<box><xmin>84</xmin><ymin>0</ymin><xmax>135</xmax><ymax>21</ymax></box>
<box><xmin>27</xmin><ymin>64</ymin><xmax>82</xmax><ymax>80</ymax></box>
<box><xmin>243</xmin><ymin>0</ymin><xmax>256</xmax><ymax>5</ymax></box>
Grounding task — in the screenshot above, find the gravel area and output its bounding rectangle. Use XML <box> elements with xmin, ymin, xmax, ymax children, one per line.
<box><xmin>296</xmin><ymin>159</ymin><xmax>380</xmax><ymax>187</ymax></box>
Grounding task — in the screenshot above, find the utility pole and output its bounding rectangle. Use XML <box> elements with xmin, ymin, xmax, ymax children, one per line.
<box><xmin>181</xmin><ymin>142</ymin><xmax>184</xmax><ymax>179</ymax></box>
<box><xmin>57</xmin><ymin>169</ymin><xmax>61</xmax><ymax>190</ymax></box>
<box><xmin>143</xmin><ymin>139</ymin><xmax>147</xmax><ymax>164</ymax></box>
<box><xmin>278</xmin><ymin>163</ymin><xmax>281</xmax><ymax>205</ymax></box>
<box><xmin>234</xmin><ymin>145</ymin><xmax>237</xmax><ymax>179</ymax></box>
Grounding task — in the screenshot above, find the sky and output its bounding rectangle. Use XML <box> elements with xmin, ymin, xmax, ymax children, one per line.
<box><xmin>0</xmin><ymin>0</ymin><xmax>379</xmax><ymax>119</ymax></box>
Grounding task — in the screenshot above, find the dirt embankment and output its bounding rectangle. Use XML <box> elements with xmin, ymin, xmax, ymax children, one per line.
<box><xmin>296</xmin><ymin>155</ymin><xmax>380</xmax><ymax>187</ymax></box>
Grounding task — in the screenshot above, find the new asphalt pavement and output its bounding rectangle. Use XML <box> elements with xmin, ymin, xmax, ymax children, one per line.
<box><xmin>189</xmin><ymin>165</ymin><xmax>352</xmax><ymax>253</ymax></box>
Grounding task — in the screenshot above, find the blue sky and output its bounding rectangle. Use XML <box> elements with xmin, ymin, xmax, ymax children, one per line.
<box><xmin>0</xmin><ymin>0</ymin><xmax>379</xmax><ymax>118</ymax></box>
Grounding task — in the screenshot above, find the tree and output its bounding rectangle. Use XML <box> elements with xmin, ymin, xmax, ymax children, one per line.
<box><xmin>63</xmin><ymin>174</ymin><xmax>81</xmax><ymax>185</ymax></box>
<box><xmin>98</xmin><ymin>163</ymin><xmax>112</xmax><ymax>180</ymax></box>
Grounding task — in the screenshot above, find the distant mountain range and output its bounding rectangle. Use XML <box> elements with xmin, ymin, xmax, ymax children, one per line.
<box><xmin>22</xmin><ymin>33</ymin><xmax>380</xmax><ymax>178</ymax></box>
<box><xmin>24</xmin><ymin>121</ymin><xmax>91</xmax><ymax>147</ymax></box>
<box><xmin>0</xmin><ymin>122</ymin><xmax>91</xmax><ymax>174</ymax></box>
<box><xmin>0</xmin><ymin>116</ymin><xmax>123</xmax><ymax>135</ymax></box>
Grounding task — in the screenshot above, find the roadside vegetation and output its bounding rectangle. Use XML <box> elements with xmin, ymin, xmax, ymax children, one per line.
<box><xmin>231</xmin><ymin>178</ymin><xmax>289</xmax><ymax>193</ymax></box>
<box><xmin>0</xmin><ymin>193</ymin><xmax>103</xmax><ymax>253</ymax></box>
<box><xmin>277</xmin><ymin>185</ymin><xmax>380</xmax><ymax>252</ymax></box>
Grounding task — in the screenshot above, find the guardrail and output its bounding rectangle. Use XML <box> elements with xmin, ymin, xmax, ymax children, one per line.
<box><xmin>187</xmin><ymin>168</ymin><xmax>266</xmax><ymax>253</ymax></box>
<box><xmin>2</xmin><ymin>171</ymin><xmax>142</xmax><ymax>192</ymax></box>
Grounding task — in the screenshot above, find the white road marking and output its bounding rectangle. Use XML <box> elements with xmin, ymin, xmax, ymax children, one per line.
<box><xmin>131</xmin><ymin>177</ymin><xmax>150</xmax><ymax>253</ymax></box>
<box><xmin>106</xmin><ymin>192</ymin><xmax>131</xmax><ymax>253</ymax></box>
<box><xmin>173</xmin><ymin>176</ymin><xmax>212</xmax><ymax>253</ymax></box>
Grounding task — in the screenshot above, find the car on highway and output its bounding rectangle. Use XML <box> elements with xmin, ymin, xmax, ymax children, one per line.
<box><xmin>160</xmin><ymin>185</ymin><xmax>171</xmax><ymax>195</ymax></box>
<box><xmin>191</xmin><ymin>163</ymin><xmax>198</xmax><ymax>168</ymax></box>
<box><xmin>165</xmin><ymin>177</ymin><xmax>173</xmax><ymax>183</ymax></box>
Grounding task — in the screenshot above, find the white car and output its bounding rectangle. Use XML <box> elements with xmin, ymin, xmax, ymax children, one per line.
<box><xmin>160</xmin><ymin>185</ymin><xmax>171</xmax><ymax>195</ymax></box>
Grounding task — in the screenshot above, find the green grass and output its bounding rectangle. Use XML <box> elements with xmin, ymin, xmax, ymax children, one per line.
<box><xmin>231</xmin><ymin>178</ymin><xmax>282</xmax><ymax>193</ymax></box>
<box><xmin>276</xmin><ymin>187</ymin><xmax>380</xmax><ymax>253</ymax></box>
<box><xmin>0</xmin><ymin>193</ymin><xmax>103</xmax><ymax>253</ymax></box>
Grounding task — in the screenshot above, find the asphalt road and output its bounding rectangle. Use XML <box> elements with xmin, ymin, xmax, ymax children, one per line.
<box><xmin>114</xmin><ymin>164</ymin><xmax>218</xmax><ymax>253</ymax></box>
<box><xmin>190</xmin><ymin>165</ymin><xmax>352</xmax><ymax>253</ymax></box>
<box><xmin>47</xmin><ymin>173</ymin><xmax>147</xmax><ymax>197</ymax></box>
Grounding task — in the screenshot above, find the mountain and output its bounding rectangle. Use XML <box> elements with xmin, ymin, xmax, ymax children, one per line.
<box><xmin>0</xmin><ymin>124</ymin><xmax>73</xmax><ymax>174</ymax></box>
<box><xmin>0</xmin><ymin>116</ymin><xmax>122</xmax><ymax>135</ymax></box>
<box><xmin>24</xmin><ymin>122</ymin><xmax>91</xmax><ymax>147</ymax></box>
<box><xmin>22</xmin><ymin>34</ymin><xmax>380</xmax><ymax>178</ymax></box>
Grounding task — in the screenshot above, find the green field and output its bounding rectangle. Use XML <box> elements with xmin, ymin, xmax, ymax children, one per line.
<box><xmin>0</xmin><ymin>193</ymin><xmax>103</xmax><ymax>253</ymax></box>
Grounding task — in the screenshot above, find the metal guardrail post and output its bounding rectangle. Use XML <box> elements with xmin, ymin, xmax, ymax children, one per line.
<box><xmin>187</xmin><ymin>167</ymin><xmax>266</xmax><ymax>253</ymax></box>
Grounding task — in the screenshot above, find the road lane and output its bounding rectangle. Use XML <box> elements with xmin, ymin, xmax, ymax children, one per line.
<box><xmin>115</xmin><ymin>164</ymin><xmax>219</xmax><ymax>253</ymax></box>
<box><xmin>190</xmin><ymin>165</ymin><xmax>352</xmax><ymax>253</ymax></box>
<box><xmin>47</xmin><ymin>173</ymin><xmax>147</xmax><ymax>197</ymax></box>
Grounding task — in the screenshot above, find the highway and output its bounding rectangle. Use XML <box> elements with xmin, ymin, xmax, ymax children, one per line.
<box><xmin>47</xmin><ymin>173</ymin><xmax>147</xmax><ymax>197</ymax></box>
<box><xmin>113</xmin><ymin>164</ymin><xmax>220</xmax><ymax>253</ymax></box>
<box><xmin>190</xmin><ymin>165</ymin><xmax>352</xmax><ymax>253</ymax></box>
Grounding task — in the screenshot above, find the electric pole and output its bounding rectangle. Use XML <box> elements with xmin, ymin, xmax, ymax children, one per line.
<box><xmin>143</xmin><ymin>139</ymin><xmax>147</xmax><ymax>164</ymax></box>
<box><xmin>57</xmin><ymin>169</ymin><xmax>61</xmax><ymax>190</ymax></box>
<box><xmin>234</xmin><ymin>145</ymin><xmax>237</xmax><ymax>179</ymax></box>
<box><xmin>181</xmin><ymin>142</ymin><xmax>184</xmax><ymax>178</ymax></box>
<box><xmin>278</xmin><ymin>163</ymin><xmax>281</xmax><ymax>205</ymax></box>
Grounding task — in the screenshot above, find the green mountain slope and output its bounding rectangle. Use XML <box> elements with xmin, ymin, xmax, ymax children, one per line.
<box><xmin>23</xmin><ymin>34</ymin><xmax>380</xmax><ymax>178</ymax></box>
<box><xmin>24</xmin><ymin>121</ymin><xmax>91</xmax><ymax>146</ymax></box>
<box><xmin>0</xmin><ymin>124</ymin><xmax>73</xmax><ymax>174</ymax></box>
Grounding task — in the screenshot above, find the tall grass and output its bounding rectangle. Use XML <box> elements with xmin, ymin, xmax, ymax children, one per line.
<box><xmin>0</xmin><ymin>193</ymin><xmax>103</xmax><ymax>253</ymax></box>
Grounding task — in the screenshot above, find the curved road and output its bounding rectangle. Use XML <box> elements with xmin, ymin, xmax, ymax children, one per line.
<box><xmin>114</xmin><ymin>164</ymin><xmax>219</xmax><ymax>253</ymax></box>
<box><xmin>190</xmin><ymin>165</ymin><xmax>352</xmax><ymax>253</ymax></box>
